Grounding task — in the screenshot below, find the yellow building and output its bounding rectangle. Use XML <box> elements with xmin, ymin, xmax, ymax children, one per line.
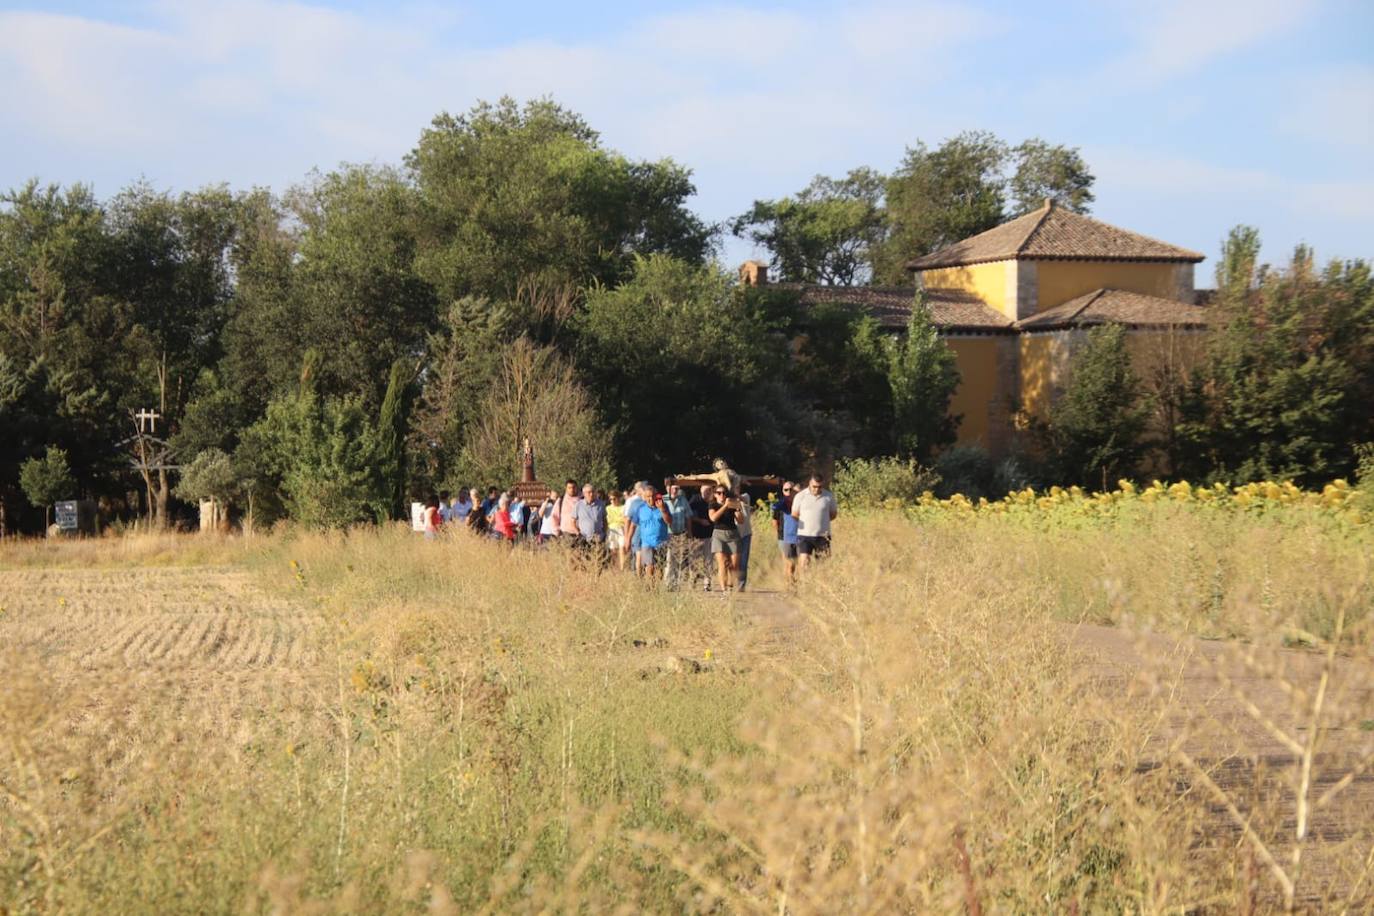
<box><xmin>772</xmin><ymin>199</ymin><xmax>1211</xmax><ymax>454</ymax></box>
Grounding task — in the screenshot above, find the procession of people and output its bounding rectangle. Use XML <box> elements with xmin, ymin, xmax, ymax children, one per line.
<box><xmin>415</xmin><ymin>459</ymin><xmax>838</xmax><ymax>592</ymax></box>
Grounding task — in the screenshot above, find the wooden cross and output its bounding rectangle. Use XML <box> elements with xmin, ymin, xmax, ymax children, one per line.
<box><xmin>135</xmin><ymin>408</ymin><xmax>162</xmax><ymax>433</ymax></box>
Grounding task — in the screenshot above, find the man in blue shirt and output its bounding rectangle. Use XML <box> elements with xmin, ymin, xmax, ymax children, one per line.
<box><xmin>624</xmin><ymin>482</ymin><xmax>673</xmax><ymax>579</ymax></box>
<box><xmin>773</xmin><ymin>481</ymin><xmax>800</xmax><ymax>587</ymax></box>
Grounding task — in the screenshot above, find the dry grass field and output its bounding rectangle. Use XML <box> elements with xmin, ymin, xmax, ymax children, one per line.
<box><xmin>1</xmin><ymin>512</ymin><xmax>1371</xmax><ymax>913</ymax></box>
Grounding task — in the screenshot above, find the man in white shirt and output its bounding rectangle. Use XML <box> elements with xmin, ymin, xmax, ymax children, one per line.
<box><xmin>790</xmin><ymin>474</ymin><xmax>838</xmax><ymax>572</ymax></box>
<box><xmin>452</xmin><ymin>490</ymin><xmax>473</xmax><ymax>524</ymax></box>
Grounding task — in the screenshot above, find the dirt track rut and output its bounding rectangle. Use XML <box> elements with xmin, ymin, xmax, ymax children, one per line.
<box><xmin>729</xmin><ymin>589</ymin><xmax>1374</xmax><ymax>908</ymax></box>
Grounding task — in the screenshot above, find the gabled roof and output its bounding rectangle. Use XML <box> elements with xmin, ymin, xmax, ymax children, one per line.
<box><xmin>906</xmin><ymin>199</ymin><xmax>1205</xmax><ymax>271</ymax></box>
<box><xmin>793</xmin><ymin>284</ymin><xmax>1014</xmax><ymax>332</ymax></box>
<box><xmin>1015</xmin><ymin>288</ymin><xmax>1211</xmax><ymax>331</ymax></box>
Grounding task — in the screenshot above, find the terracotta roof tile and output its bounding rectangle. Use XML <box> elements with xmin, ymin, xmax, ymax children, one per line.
<box><xmin>791</xmin><ymin>284</ymin><xmax>1014</xmax><ymax>332</ymax></box>
<box><xmin>1016</xmin><ymin>288</ymin><xmax>1211</xmax><ymax>330</ymax></box>
<box><xmin>906</xmin><ymin>200</ymin><xmax>1205</xmax><ymax>270</ymax></box>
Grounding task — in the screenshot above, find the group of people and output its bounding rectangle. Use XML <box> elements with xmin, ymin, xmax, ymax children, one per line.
<box><xmin>416</xmin><ymin>467</ymin><xmax>838</xmax><ymax>592</ymax></box>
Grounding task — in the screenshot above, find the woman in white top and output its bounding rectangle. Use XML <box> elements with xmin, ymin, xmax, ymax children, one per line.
<box><xmin>538</xmin><ymin>489</ymin><xmax>559</xmax><ymax>543</ymax></box>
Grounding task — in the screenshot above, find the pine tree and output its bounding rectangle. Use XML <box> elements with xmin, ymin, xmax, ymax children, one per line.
<box><xmin>1046</xmin><ymin>324</ymin><xmax>1149</xmax><ymax>489</ymax></box>
<box><xmin>242</xmin><ymin>352</ymin><xmax>388</xmax><ymax>529</ymax></box>
<box><xmin>377</xmin><ymin>359</ymin><xmax>415</xmax><ymax>519</ymax></box>
<box><xmin>882</xmin><ymin>289</ymin><xmax>961</xmax><ymax>463</ymax></box>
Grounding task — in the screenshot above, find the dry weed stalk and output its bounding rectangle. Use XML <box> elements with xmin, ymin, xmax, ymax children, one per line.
<box><xmin>1132</xmin><ymin>591</ymin><xmax>1374</xmax><ymax>911</ymax></box>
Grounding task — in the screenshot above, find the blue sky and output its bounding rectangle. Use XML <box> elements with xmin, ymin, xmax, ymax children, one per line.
<box><xmin>3</xmin><ymin>0</ymin><xmax>1372</xmax><ymax>278</ymax></box>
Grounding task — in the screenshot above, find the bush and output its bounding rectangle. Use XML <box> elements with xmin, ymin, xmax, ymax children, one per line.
<box><xmin>19</xmin><ymin>446</ymin><xmax>75</xmax><ymax>528</ymax></box>
<box><xmin>244</xmin><ymin>390</ymin><xmax>388</xmax><ymax>529</ymax></box>
<box><xmin>933</xmin><ymin>445</ymin><xmax>995</xmax><ymax>499</ymax></box>
<box><xmin>1356</xmin><ymin>442</ymin><xmax>1374</xmax><ymax>488</ymax></box>
<box><xmin>832</xmin><ymin>456</ymin><xmax>939</xmax><ymax>508</ymax></box>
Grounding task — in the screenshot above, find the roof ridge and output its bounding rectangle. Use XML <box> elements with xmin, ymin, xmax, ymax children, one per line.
<box><xmin>1067</xmin><ymin>287</ymin><xmax>1108</xmax><ymax>322</ymax></box>
<box><xmin>1014</xmin><ymin>200</ymin><xmax>1056</xmax><ymax>257</ymax></box>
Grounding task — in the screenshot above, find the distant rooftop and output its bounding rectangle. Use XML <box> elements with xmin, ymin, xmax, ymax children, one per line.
<box><xmin>790</xmin><ymin>284</ymin><xmax>1013</xmax><ymax>332</ymax></box>
<box><xmin>906</xmin><ymin>199</ymin><xmax>1206</xmax><ymax>271</ymax></box>
<box><xmin>1016</xmin><ymin>288</ymin><xmax>1211</xmax><ymax>331</ymax></box>
<box><xmin>795</xmin><ymin>284</ymin><xmax>1210</xmax><ymax>333</ymax></box>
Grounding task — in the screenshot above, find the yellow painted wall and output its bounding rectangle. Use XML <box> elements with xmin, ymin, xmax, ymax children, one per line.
<box><xmin>1033</xmin><ymin>261</ymin><xmax>1181</xmax><ymax>311</ymax></box>
<box><xmin>945</xmin><ymin>337</ymin><xmax>1003</xmax><ymax>447</ymax></box>
<box><xmin>920</xmin><ymin>261</ymin><xmax>1014</xmax><ymax>319</ymax></box>
<box><xmin>1018</xmin><ymin>333</ymin><xmax>1072</xmax><ymax>421</ymax></box>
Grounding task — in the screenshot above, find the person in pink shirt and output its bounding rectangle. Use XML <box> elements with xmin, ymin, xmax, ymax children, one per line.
<box><xmin>552</xmin><ymin>479</ymin><xmax>581</xmax><ymax>538</ymax></box>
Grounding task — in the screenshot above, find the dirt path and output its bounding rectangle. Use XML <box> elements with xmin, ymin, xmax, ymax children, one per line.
<box><xmin>727</xmin><ymin>588</ymin><xmax>1374</xmax><ymax>907</ymax></box>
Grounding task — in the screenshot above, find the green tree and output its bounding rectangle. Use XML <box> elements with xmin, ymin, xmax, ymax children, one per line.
<box><xmin>875</xmin><ymin>132</ymin><xmax>1097</xmax><ymax>282</ymax></box>
<box><xmin>407</xmin><ymin>98</ymin><xmax>711</xmax><ymax>325</ymax></box>
<box><xmin>876</xmin><ymin>131</ymin><xmax>1008</xmax><ymax>282</ymax></box>
<box><xmin>406</xmin><ymin>297</ymin><xmax>513</xmax><ymax>493</ymax></box>
<box><xmin>1045</xmin><ymin>324</ymin><xmax>1150</xmax><ymax>488</ymax></box>
<box><xmin>458</xmin><ymin>337</ymin><xmax>614</xmax><ymax>488</ymax></box>
<box><xmin>244</xmin><ymin>355</ymin><xmax>388</xmax><ymax>529</ymax></box>
<box><xmin>106</xmin><ymin>183</ymin><xmax>240</xmax><ymax>414</ymax></box>
<box><xmin>1175</xmin><ymin>235</ymin><xmax>1364</xmax><ymax>485</ymax></box>
<box><xmin>377</xmin><ymin>358</ymin><xmax>416</xmax><ymax>519</ymax></box>
<box><xmin>19</xmin><ymin>446</ymin><xmax>74</xmax><ymax>528</ymax></box>
<box><xmin>1215</xmin><ymin>225</ymin><xmax>1263</xmax><ymax>297</ymax></box>
<box><xmin>215</xmin><ymin>190</ymin><xmax>302</xmax><ymax>415</ymax></box>
<box><xmin>780</xmin><ymin>301</ymin><xmax>893</xmax><ymax>460</ymax></box>
<box><xmin>576</xmin><ymin>255</ymin><xmax>788</xmax><ymax>479</ymax></box>
<box><xmin>174</xmin><ymin>447</ymin><xmax>240</xmax><ymax>530</ymax></box>
<box><xmin>731</xmin><ymin>168</ymin><xmax>887</xmax><ymax>285</ymax></box>
<box><xmin>0</xmin><ymin>183</ymin><xmax>154</xmax><ymax>509</ymax></box>
<box><xmin>1007</xmin><ymin>139</ymin><xmax>1095</xmax><ymax>216</ymax></box>
<box><xmin>872</xmin><ymin>290</ymin><xmax>961</xmax><ymax>462</ymax></box>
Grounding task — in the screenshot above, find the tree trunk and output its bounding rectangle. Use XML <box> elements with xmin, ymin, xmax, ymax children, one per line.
<box><xmin>156</xmin><ymin>467</ymin><xmax>170</xmax><ymax>530</ymax></box>
<box><xmin>140</xmin><ymin>470</ymin><xmax>156</xmax><ymax>531</ymax></box>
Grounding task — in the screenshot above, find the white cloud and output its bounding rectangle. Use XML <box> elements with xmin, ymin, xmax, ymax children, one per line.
<box><xmin>0</xmin><ymin>11</ymin><xmax>180</xmax><ymax>146</ymax></box>
<box><xmin>0</xmin><ymin>0</ymin><xmax>1367</xmax><ymax>262</ymax></box>
<box><xmin>1115</xmin><ymin>0</ymin><xmax>1317</xmax><ymax>85</ymax></box>
<box><xmin>0</xmin><ymin>0</ymin><xmax>993</xmax><ymax>204</ymax></box>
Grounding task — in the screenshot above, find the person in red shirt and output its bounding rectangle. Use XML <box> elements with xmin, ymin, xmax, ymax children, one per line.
<box><xmin>493</xmin><ymin>494</ymin><xmax>517</xmax><ymax>543</ymax></box>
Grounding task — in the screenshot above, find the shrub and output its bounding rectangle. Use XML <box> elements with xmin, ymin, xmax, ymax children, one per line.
<box><xmin>832</xmin><ymin>456</ymin><xmax>939</xmax><ymax>508</ymax></box>
<box><xmin>244</xmin><ymin>389</ymin><xmax>388</xmax><ymax>529</ymax></box>
<box><xmin>933</xmin><ymin>444</ymin><xmax>995</xmax><ymax>499</ymax></box>
<box><xmin>19</xmin><ymin>446</ymin><xmax>75</xmax><ymax>528</ymax></box>
<box><xmin>1356</xmin><ymin>442</ymin><xmax>1374</xmax><ymax>488</ymax></box>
